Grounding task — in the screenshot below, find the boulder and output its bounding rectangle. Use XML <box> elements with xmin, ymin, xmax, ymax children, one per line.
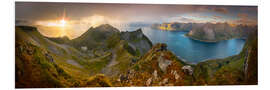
<box><xmin>153</xmin><ymin>70</ymin><xmax>158</xmax><ymax>80</ymax></box>
<box><xmin>158</xmin><ymin>56</ymin><xmax>172</xmax><ymax>72</ymax></box>
<box><xmin>182</xmin><ymin>65</ymin><xmax>193</xmax><ymax>75</ymax></box>
<box><xmin>146</xmin><ymin>77</ymin><xmax>152</xmax><ymax>86</ymax></box>
<box><xmin>171</xmin><ymin>70</ymin><xmax>180</xmax><ymax>80</ymax></box>
<box><xmin>81</xmin><ymin>46</ymin><xmax>88</xmax><ymax>51</ymax></box>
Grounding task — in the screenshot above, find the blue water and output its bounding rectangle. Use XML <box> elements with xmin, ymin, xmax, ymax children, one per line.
<box><xmin>140</xmin><ymin>27</ymin><xmax>246</xmax><ymax>64</ymax></box>
<box><xmin>119</xmin><ymin>26</ymin><xmax>246</xmax><ymax>64</ymax></box>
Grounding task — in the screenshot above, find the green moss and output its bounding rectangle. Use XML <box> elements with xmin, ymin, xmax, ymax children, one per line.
<box><xmin>86</xmin><ymin>74</ymin><xmax>112</xmax><ymax>87</ymax></box>
<box><xmin>123</xmin><ymin>42</ymin><xmax>137</xmax><ymax>56</ymax></box>
<box><xmin>85</xmin><ymin>54</ymin><xmax>111</xmax><ymax>74</ymax></box>
<box><xmin>106</xmin><ymin>33</ymin><xmax>121</xmax><ymax>49</ymax></box>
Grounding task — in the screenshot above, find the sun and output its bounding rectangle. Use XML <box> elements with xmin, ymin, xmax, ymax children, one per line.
<box><xmin>60</xmin><ymin>19</ymin><xmax>66</xmax><ymax>27</ymax></box>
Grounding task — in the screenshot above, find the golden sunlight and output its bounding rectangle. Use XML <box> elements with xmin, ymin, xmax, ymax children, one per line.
<box><xmin>60</xmin><ymin>19</ymin><xmax>67</xmax><ymax>27</ymax></box>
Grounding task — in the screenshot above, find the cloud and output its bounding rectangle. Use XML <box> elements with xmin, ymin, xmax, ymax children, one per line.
<box><xmin>212</xmin><ymin>7</ymin><xmax>229</xmax><ymax>14</ymax></box>
<box><xmin>176</xmin><ymin>16</ymin><xmax>199</xmax><ymax>23</ymax></box>
<box><xmin>237</xmin><ymin>13</ymin><xmax>249</xmax><ymax>19</ymax></box>
<box><xmin>213</xmin><ymin>15</ymin><xmax>222</xmax><ymax>19</ymax></box>
<box><xmin>195</xmin><ymin>6</ymin><xmax>229</xmax><ymax>14</ymax></box>
<box><xmin>234</xmin><ymin>13</ymin><xmax>257</xmax><ymax>25</ymax></box>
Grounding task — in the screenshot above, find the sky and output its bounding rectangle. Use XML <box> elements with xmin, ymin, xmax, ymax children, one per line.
<box><xmin>15</xmin><ymin>2</ymin><xmax>258</xmax><ymax>39</ymax></box>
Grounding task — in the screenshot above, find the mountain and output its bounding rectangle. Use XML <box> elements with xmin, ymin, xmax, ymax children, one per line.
<box><xmin>67</xmin><ymin>24</ymin><xmax>153</xmax><ymax>76</ymax></box>
<box><xmin>116</xmin><ymin>30</ymin><xmax>257</xmax><ymax>86</ymax></box>
<box><xmin>114</xmin><ymin>43</ymin><xmax>194</xmax><ymax>86</ymax></box>
<box><xmin>193</xmin><ymin>30</ymin><xmax>258</xmax><ymax>85</ymax></box>
<box><xmin>15</xmin><ymin>26</ymin><xmax>112</xmax><ymax>87</ymax></box>
<box><xmin>152</xmin><ymin>22</ymin><xmax>257</xmax><ymax>42</ymax></box>
<box><xmin>47</xmin><ymin>36</ymin><xmax>70</xmax><ymax>44</ymax></box>
<box><xmin>186</xmin><ymin>23</ymin><xmax>257</xmax><ymax>42</ymax></box>
<box><xmin>151</xmin><ymin>22</ymin><xmax>193</xmax><ymax>31</ymax></box>
<box><xmin>15</xmin><ymin>24</ymin><xmax>257</xmax><ymax>87</ymax></box>
<box><xmin>15</xmin><ymin>24</ymin><xmax>154</xmax><ymax>87</ymax></box>
<box><xmin>71</xmin><ymin>24</ymin><xmax>121</xmax><ymax>50</ymax></box>
<box><xmin>70</xmin><ymin>24</ymin><xmax>152</xmax><ymax>56</ymax></box>
<box><xmin>120</xmin><ymin>28</ymin><xmax>153</xmax><ymax>56</ymax></box>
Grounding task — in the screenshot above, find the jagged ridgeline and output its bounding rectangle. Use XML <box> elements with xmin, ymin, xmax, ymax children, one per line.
<box><xmin>15</xmin><ymin>24</ymin><xmax>257</xmax><ymax>88</ymax></box>
<box><xmin>152</xmin><ymin>22</ymin><xmax>257</xmax><ymax>42</ymax></box>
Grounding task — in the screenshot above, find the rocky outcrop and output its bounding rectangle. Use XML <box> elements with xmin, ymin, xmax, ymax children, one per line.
<box><xmin>115</xmin><ymin>43</ymin><xmax>194</xmax><ymax>86</ymax></box>
<box><xmin>153</xmin><ymin>22</ymin><xmax>257</xmax><ymax>42</ymax></box>
<box><xmin>120</xmin><ymin>28</ymin><xmax>153</xmax><ymax>56</ymax></box>
<box><xmin>187</xmin><ymin>23</ymin><xmax>257</xmax><ymax>42</ymax></box>
<box><xmin>182</xmin><ymin>65</ymin><xmax>193</xmax><ymax>75</ymax></box>
<box><xmin>158</xmin><ymin>55</ymin><xmax>172</xmax><ymax>72</ymax></box>
<box><xmin>171</xmin><ymin>70</ymin><xmax>181</xmax><ymax>80</ymax></box>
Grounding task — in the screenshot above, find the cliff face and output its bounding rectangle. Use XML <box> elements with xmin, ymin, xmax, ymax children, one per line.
<box><xmin>152</xmin><ymin>22</ymin><xmax>257</xmax><ymax>42</ymax></box>
<box><xmin>187</xmin><ymin>23</ymin><xmax>257</xmax><ymax>42</ymax></box>
<box><xmin>120</xmin><ymin>28</ymin><xmax>153</xmax><ymax>56</ymax></box>
<box><xmin>243</xmin><ymin>30</ymin><xmax>258</xmax><ymax>84</ymax></box>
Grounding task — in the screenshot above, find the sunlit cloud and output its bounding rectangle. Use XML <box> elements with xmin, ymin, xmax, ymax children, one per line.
<box><xmin>15</xmin><ymin>2</ymin><xmax>258</xmax><ymax>39</ymax></box>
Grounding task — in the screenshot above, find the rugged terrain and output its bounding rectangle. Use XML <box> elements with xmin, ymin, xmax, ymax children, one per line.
<box><xmin>152</xmin><ymin>22</ymin><xmax>257</xmax><ymax>42</ymax></box>
<box><xmin>15</xmin><ymin>24</ymin><xmax>257</xmax><ymax>87</ymax></box>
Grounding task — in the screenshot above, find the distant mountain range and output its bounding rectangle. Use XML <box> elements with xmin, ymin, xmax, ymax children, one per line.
<box><xmin>15</xmin><ymin>24</ymin><xmax>257</xmax><ymax>87</ymax></box>
<box><xmin>152</xmin><ymin>22</ymin><xmax>193</xmax><ymax>31</ymax></box>
<box><xmin>152</xmin><ymin>22</ymin><xmax>257</xmax><ymax>42</ymax></box>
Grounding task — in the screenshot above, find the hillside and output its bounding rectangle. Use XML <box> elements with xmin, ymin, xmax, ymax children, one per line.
<box><xmin>152</xmin><ymin>22</ymin><xmax>257</xmax><ymax>42</ymax></box>
<box><xmin>15</xmin><ymin>25</ymin><xmax>153</xmax><ymax>87</ymax></box>
<box><xmin>115</xmin><ymin>35</ymin><xmax>257</xmax><ymax>86</ymax></box>
<box><xmin>112</xmin><ymin>43</ymin><xmax>194</xmax><ymax>86</ymax></box>
<box><xmin>15</xmin><ymin>26</ymin><xmax>113</xmax><ymax>87</ymax></box>
<box><xmin>186</xmin><ymin>23</ymin><xmax>257</xmax><ymax>42</ymax></box>
<box><xmin>70</xmin><ymin>24</ymin><xmax>120</xmax><ymax>50</ymax></box>
<box><xmin>193</xmin><ymin>30</ymin><xmax>258</xmax><ymax>85</ymax></box>
<box><xmin>120</xmin><ymin>28</ymin><xmax>153</xmax><ymax>56</ymax></box>
<box><xmin>68</xmin><ymin>25</ymin><xmax>153</xmax><ymax>76</ymax></box>
<box><xmin>15</xmin><ymin>24</ymin><xmax>257</xmax><ymax>87</ymax></box>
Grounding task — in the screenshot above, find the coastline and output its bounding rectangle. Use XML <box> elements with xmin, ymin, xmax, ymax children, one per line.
<box><xmin>176</xmin><ymin>53</ymin><xmax>240</xmax><ymax>66</ymax></box>
<box><xmin>184</xmin><ymin>33</ymin><xmax>246</xmax><ymax>43</ymax></box>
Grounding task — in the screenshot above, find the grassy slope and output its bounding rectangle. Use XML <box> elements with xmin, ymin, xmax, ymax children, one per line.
<box><xmin>115</xmin><ymin>43</ymin><xmax>194</xmax><ymax>86</ymax></box>
<box><xmin>15</xmin><ymin>41</ymin><xmax>78</xmax><ymax>87</ymax></box>
<box><xmin>15</xmin><ymin>25</ymin><xmax>257</xmax><ymax>87</ymax></box>
<box><xmin>193</xmin><ymin>32</ymin><xmax>258</xmax><ymax>85</ymax></box>
<box><xmin>15</xmin><ymin>26</ymin><xmax>113</xmax><ymax>88</ymax></box>
<box><xmin>15</xmin><ymin>25</ymin><xmax>141</xmax><ymax>87</ymax></box>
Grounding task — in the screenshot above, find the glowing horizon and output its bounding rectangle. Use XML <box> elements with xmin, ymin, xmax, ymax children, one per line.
<box><xmin>15</xmin><ymin>2</ymin><xmax>257</xmax><ymax>39</ymax></box>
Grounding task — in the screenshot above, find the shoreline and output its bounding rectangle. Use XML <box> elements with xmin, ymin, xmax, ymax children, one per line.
<box><xmin>176</xmin><ymin>53</ymin><xmax>240</xmax><ymax>65</ymax></box>
<box><xmin>184</xmin><ymin>34</ymin><xmax>246</xmax><ymax>43</ymax></box>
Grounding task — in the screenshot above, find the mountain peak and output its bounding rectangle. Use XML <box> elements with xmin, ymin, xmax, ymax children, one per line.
<box><xmin>96</xmin><ymin>24</ymin><xmax>114</xmax><ymax>29</ymax></box>
<box><xmin>89</xmin><ymin>24</ymin><xmax>120</xmax><ymax>33</ymax></box>
<box><xmin>135</xmin><ymin>28</ymin><xmax>142</xmax><ymax>33</ymax></box>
